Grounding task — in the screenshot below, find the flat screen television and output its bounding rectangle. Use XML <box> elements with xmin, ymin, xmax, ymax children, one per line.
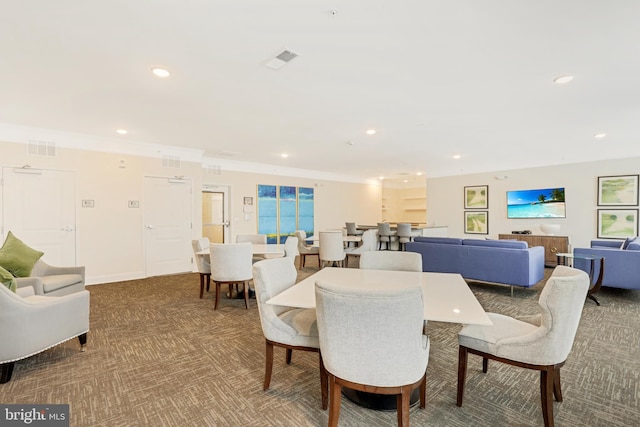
<box><xmin>507</xmin><ymin>187</ymin><xmax>566</xmax><ymax>218</ymax></box>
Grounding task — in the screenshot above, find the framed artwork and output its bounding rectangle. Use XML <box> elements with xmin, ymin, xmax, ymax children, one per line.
<box><xmin>597</xmin><ymin>209</ymin><xmax>638</xmax><ymax>239</ymax></box>
<box><xmin>464</xmin><ymin>185</ymin><xmax>488</xmax><ymax>209</ymax></box>
<box><xmin>597</xmin><ymin>175</ymin><xmax>639</xmax><ymax>206</ymax></box>
<box><xmin>464</xmin><ymin>211</ymin><xmax>488</xmax><ymax>234</ymax></box>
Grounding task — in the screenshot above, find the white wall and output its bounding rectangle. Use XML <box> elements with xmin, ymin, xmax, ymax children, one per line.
<box><xmin>0</xmin><ymin>139</ymin><xmax>381</xmax><ymax>284</ymax></box>
<box><xmin>427</xmin><ymin>157</ymin><xmax>640</xmax><ymax>249</ymax></box>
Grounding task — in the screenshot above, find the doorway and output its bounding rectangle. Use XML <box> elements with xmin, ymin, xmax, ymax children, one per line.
<box><xmin>202</xmin><ymin>185</ymin><xmax>230</xmax><ymax>244</ymax></box>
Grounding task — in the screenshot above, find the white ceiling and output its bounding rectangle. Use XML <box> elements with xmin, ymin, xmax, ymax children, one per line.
<box><xmin>1</xmin><ymin>1</ymin><xmax>639</xmax><ymax>182</ymax></box>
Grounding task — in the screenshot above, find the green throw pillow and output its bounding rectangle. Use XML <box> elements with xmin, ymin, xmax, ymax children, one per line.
<box><xmin>0</xmin><ymin>231</ymin><xmax>44</xmax><ymax>277</ymax></box>
<box><xmin>0</xmin><ymin>265</ymin><xmax>17</xmax><ymax>292</ymax></box>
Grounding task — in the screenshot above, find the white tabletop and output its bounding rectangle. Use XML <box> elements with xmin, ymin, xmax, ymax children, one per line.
<box><xmin>305</xmin><ymin>235</ymin><xmax>362</xmax><ymax>243</ymax></box>
<box><xmin>266</xmin><ymin>268</ymin><xmax>492</xmax><ymax>326</ymax></box>
<box><xmin>196</xmin><ymin>243</ymin><xmax>284</xmax><ymax>256</ymax></box>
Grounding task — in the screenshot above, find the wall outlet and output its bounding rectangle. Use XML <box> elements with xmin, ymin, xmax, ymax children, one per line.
<box><xmin>128</xmin><ymin>200</ymin><xmax>140</xmax><ymax>208</ymax></box>
<box><xmin>82</xmin><ymin>200</ymin><xmax>95</xmax><ymax>208</ymax></box>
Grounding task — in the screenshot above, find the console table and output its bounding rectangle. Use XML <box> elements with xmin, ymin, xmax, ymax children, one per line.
<box><xmin>498</xmin><ymin>234</ymin><xmax>569</xmax><ymax>267</ymax></box>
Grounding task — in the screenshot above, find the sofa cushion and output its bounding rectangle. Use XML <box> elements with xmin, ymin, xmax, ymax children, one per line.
<box><xmin>42</xmin><ymin>274</ymin><xmax>84</xmax><ymax>293</ymax></box>
<box><xmin>0</xmin><ymin>231</ymin><xmax>44</xmax><ymax>277</ymax></box>
<box><xmin>463</xmin><ymin>239</ymin><xmax>528</xmax><ymax>249</ymax></box>
<box><xmin>413</xmin><ymin>237</ymin><xmax>463</xmax><ymax>245</ymax></box>
<box><xmin>0</xmin><ymin>265</ymin><xmax>16</xmax><ymax>292</ymax></box>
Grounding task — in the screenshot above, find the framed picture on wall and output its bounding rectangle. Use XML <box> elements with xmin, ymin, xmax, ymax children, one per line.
<box><xmin>464</xmin><ymin>185</ymin><xmax>488</xmax><ymax>209</ymax></box>
<box><xmin>597</xmin><ymin>209</ymin><xmax>638</xmax><ymax>239</ymax></box>
<box><xmin>464</xmin><ymin>211</ymin><xmax>488</xmax><ymax>234</ymax></box>
<box><xmin>597</xmin><ymin>175</ymin><xmax>639</xmax><ymax>206</ymax></box>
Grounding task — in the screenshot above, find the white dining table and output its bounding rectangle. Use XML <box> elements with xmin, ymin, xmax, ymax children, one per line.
<box><xmin>266</xmin><ymin>267</ymin><xmax>492</xmax><ymax>325</ymax></box>
<box><xmin>304</xmin><ymin>235</ymin><xmax>362</xmax><ymax>243</ymax></box>
<box><xmin>196</xmin><ymin>243</ymin><xmax>284</xmax><ymax>256</ymax></box>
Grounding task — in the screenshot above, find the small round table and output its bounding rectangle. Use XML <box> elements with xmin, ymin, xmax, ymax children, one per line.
<box><xmin>556</xmin><ymin>253</ymin><xmax>605</xmax><ymax>306</ymax></box>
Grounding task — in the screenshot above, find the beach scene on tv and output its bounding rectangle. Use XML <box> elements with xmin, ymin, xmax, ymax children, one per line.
<box><xmin>507</xmin><ymin>188</ymin><xmax>566</xmax><ymax>218</ymax></box>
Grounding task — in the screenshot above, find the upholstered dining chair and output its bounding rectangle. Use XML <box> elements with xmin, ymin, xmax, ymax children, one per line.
<box><xmin>210</xmin><ymin>242</ymin><xmax>254</xmax><ymax>310</ymax></box>
<box><xmin>192</xmin><ymin>238</ymin><xmax>211</xmax><ymax>298</ymax></box>
<box><xmin>252</xmin><ymin>258</ymin><xmax>327</xmax><ymax>409</ymax></box>
<box><xmin>236</xmin><ymin>234</ymin><xmax>268</xmax><ymax>263</ymax></box>
<box><xmin>377</xmin><ymin>222</ymin><xmax>398</xmax><ymax>251</ymax></box>
<box><xmin>283</xmin><ymin>236</ymin><xmax>299</xmax><ymax>264</ymax></box>
<box><xmin>315</xmin><ymin>280</ymin><xmax>430</xmax><ymax>427</ymax></box>
<box><xmin>1</xmin><ymin>284</ymin><xmax>90</xmax><ymax>383</ymax></box>
<box><xmin>359</xmin><ymin>251</ymin><xmax>422</xmax><ymax>272</ymax></box>
<box><xmin>319</xmin><ymin>231</ymin><xmax>346</xmax><ymax>268</ymax></box>
<box><xmin>456</xmin><ymin>266</ymin><xmax>590</xmax><ymax>427</ymax></box>
<box><xmin>396</xmin><ymin>223</ymin><xmax>414</xmax><ymax>251</ymax></box>
<box><xmin>345</xmin><ymin>229</ymin><xmax>378</xmax><ymax>268</ymax></box>
<box><xmin>294</xmin><ymin>230</ymin><xmax>320</xmax><ymax>269</ymax></box>
<box><xmin>345</xmin><ymin>222</ymin><xmax>364</xmax><ymax>236</ymax></box>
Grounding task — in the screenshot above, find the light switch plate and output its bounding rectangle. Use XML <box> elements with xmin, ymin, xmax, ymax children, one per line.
<box><xmin>82</xmin><ymin>200</ymin><xmax>94</xmax><ymax>208</ymax></box>
<box><xmin>128</xmin><ymin>200</ymin><xmax>140</xmax><ymax>208</ymax></box>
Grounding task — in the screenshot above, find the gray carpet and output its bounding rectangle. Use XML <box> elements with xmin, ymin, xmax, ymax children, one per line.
<box><xmin>2</xmin><ymin>259</ymin><xmax>639</xmax><ymax>426</ymax></box>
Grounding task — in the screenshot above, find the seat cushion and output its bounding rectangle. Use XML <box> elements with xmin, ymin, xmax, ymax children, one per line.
<box><xmin>0</xmin><ymin>265</ymin><xmax>16</xmax><ymax>292</ymax></box>
<box><xmin>42</xmin><ymin>274</ymin><xmax>83</xmax><ymax>293</ymax></box>
<box><xmin>458</xmin><ymin>313</ymin><xmax>537</xmax><ymax>356</ymax></box>
<box><xmin>279</xmin><ymin>308</ymin><xmax>318</xmax><ymax>337</ymax></box>
<box><xmin>0</xmin><ymin>231</ymin><xmax>44</xmax><ymax>277</ymax></box>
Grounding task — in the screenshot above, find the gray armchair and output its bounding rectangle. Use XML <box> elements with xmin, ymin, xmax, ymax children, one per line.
<box><xmin>15</xmin><ymin>259</ymin><xmax>85</xmax><ymax>297</ymax></box>
<box><xmin>0</xmin><ymin>284</ymin><xmax>90</xmax><ymax>383</ymax></box>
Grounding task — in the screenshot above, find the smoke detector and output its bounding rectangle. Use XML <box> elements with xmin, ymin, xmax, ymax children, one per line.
<box><xmin>265</xmin><ymin>49</ymin><xmax>299</xmax><ymax>70</ymax></box>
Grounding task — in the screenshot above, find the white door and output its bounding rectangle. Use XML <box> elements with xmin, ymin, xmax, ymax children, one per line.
<box><xmin>1</xmin><ymin>166</ymin><xmax>76</xmax><ymax>265</ymax></box>
<box><xmin>143</xmin><ymin>176</ymin><xmax>193</xmax><ymax>276</ymax></box>
<box><xmin>202</xmin><ymin>185</ymin><xmax>230</xmax><ymax>243</ymax></box>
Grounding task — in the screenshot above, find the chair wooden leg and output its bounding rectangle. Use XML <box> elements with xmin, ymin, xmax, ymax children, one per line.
<box><xmin>205</xmin><ymin>274</ymin><xmax>210</xmax><ymax>292</ymax></box>
<box><xmin>78</xmin><ymin>333</ymin><xmax>87</xmax><ymax>351</ymax></box>
<box><xmin>199</xmin><ymin>273</ymin><xmax>205</xmax><ymax>299</ymax></box>
<box><xmin>328</xmin><ymin>375</ymin><xmax>342</xmax><ymax>427</ymax></box>
<box><xmin>319</xmin><ymin>353</ymin><xmax>328</xmax><ymax>410</ymax></box>
<box><xmin>214</xmin><ymin>282</ymin><xmax>221</xmax><ymax>310</ymax></box>
<box><xmin>540</xmin><ymin>367</ymin><xmax>555</xmax><ymax>427</ymax></box>
<box><xmin>264</xmin><ymin>340</ymin><xmax>274</xmax><ymax>391</ymax></box>
<box><xmin>457</xmin><ymin>345</ymin><xmax>468</xmax><ymax>406</ymax></box>
<box><xmin>482</xmin><ymin>357</ymin><xmax>488</xmax><ymax>373</ymax></box>
<box><xmin>419</xmin><ymin>372</ymin><xmax>426</xmax><ymax>409</ymax></box>
<box><xmin>1</xmin><ymin>362</ymin><xmax>15</xmax><ymax>384</ymax></box>
<box><xmin>553</xmin><ymin>365</ymin><xmax>563</xmax><ymax>402</ymax></box>
<box><xmin>397</xmin><ymin>386</ymin><xmax>411</xmax><ymax>427</ymax></box>
<box><xmin>285</xmin><ymin>348</ymin><xmax>293</xmax><ymax>364</ymax></box>
<box><xmin>243</xmin><ymin>281</ymin><xmax>250</xmax><ymax>309</ymax></box>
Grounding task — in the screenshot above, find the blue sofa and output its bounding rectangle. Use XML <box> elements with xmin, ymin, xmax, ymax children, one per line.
<box><xmin>573</xmin><ymin>237</ymin><xmax>640</xmax><ymax>290</ymax></box>
<box><xmin>406</xmin><ymin>237</ymin><xmax>545</xmax><ymax>289</ymax></box>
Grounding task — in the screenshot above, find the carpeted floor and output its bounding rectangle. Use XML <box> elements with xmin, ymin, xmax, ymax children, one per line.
<box><xmin>1</xmin><ymin>258</ymin><xmax>639</xmax><ymax>426</ymax></box>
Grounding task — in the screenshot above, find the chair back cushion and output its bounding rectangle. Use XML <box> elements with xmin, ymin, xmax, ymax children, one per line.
<box><xmin>396</xmin><ymin>223</ymin><xmax>412</xmax><ymax>237</ymax></box>
<box><xmin>210</xmin><ymin>243</ymin><xmax>253</xmax><ymax>281</ymax></box>
<box><xmin>253</xmin><ymin>258</ymin><xmax>318</xmax><ymax>347</ymax></box>
<box><xmin>359</xmin><ymin>251</ymin><xmax>422</xmax><ymax>272</ymax></box>
<box><xmin>315</xmin><ymin>280</ymin><xmax>429</xmax><ymax>387</ymax></box>
<box><xmin>345</xmin><ymin>222</ymin><xmax>358</xmax><ymax>235</ymax></box>
<box><xmin>236</xmin><ymin>234</ymin><xmax>267</xmax><ymax>244</ymax></box>
<box><xmin>319</xmin><ymin>231</ymin><xmax>345</xmax><ymax>262</ymax></box>
<box><xmin>283</xmin><ymin>236</ymin><xmax>299</xmax><ymax>259</ymax></box>
<box><xmin>192</xmin><ymin>238</ymin><xmax>211</xmax><ymax>273</ymax></box>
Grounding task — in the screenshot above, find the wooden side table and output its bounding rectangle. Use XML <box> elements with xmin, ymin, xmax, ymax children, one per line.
<box><xmin>556</xmin><ymin>253</ymin><xmax>605</xmax><ymax>306</ymax></box>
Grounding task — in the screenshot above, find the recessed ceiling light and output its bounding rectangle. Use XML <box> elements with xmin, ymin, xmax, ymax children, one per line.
<box><xmin>594</xmin><ymin>133</ymin><xmax>607</xmax><ymax>139</ymax></box>
<box><xmin>453</xmin><ymin>154</ymin><xmax>461</xmax><ymax>159</ymax></box>
<box><xmin>151</xmin><ymin>67</ymin><xmax>171</xmax><ymax>78</ymax></box>
<box><xmin>379</xmin><ymin>176</ymin><xmax>384</xmax><ymax>180</ymax></box>
<box><xmin>416</xmin><ymin>172</ymin><xmax>423</xmax><ymax>176</ymax></box>
<box><xmin>281</xmin><ymin>153</ymin><xmax>289</xmax><ymax>158</ymax></box>
<box><xmin>116</xmin><ymin>129</ymin><xmax>128</xmax><ymax>135</ymax></box>
<box><xmin>403</xmin><ymin>180</ymin><xmax>409</xmax><ymax>183</ymax></box>
<box><xmin>366</xmin><ymin>129</ymin><xmax>376</xmax><ymax>135</ymax></box>
<box><xmin>553</xmin><ymin>74</ymin><xmax>574</xmax><ymax>84</ymax></box>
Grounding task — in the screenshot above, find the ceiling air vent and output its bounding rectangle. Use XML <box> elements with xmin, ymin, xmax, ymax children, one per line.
<box><xmin>265</xmin><ymin>49</ymin><xmax>299</xmax><ymax>70</ymax></box>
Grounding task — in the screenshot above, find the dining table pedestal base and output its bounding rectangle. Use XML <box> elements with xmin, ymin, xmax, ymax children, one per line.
<box><xmin>342</xmin><ymin>387</ymin><xmax>420</xmax><ymax>411</ymax></box>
